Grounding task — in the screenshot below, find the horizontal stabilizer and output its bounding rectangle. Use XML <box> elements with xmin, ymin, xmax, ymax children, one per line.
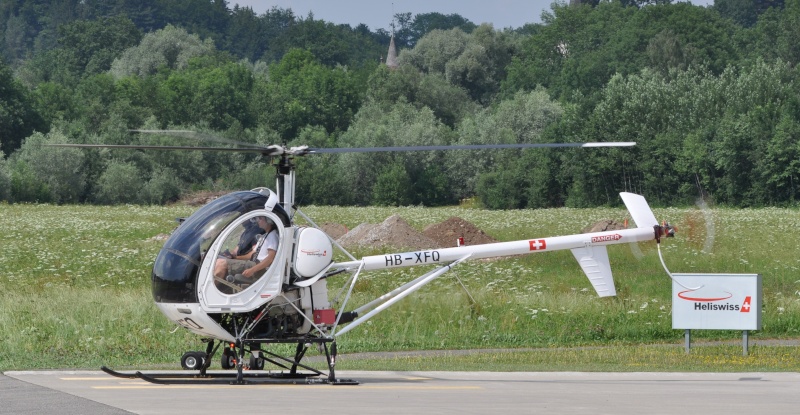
<box><xmin>620</xmin><ymin>192</ymin><xmax>658</xmax><ymax>228</ymax></box>
<box><xmin>571</xmin><ymin>246</ymin><xmax>616</xmax><ymax>297</ymax></box>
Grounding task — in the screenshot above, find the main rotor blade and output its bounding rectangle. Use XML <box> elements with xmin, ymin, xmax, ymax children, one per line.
<box><xmin>46</xmin><ymin>141</ymin><xmax>635</xmax><ymax>156</ymax></box>
<box><xmin>45</xmin><ymin>143</ymin><xmax>282</xmax><ymax>155</ymax></box>
<box><xmin>130</xmin><ymin>129</ymin><xmax>268</xmax><ymax>150</ymax></box>
<box><xmin>306</xmin><ymin>142</ymin><xmax>636</xmax><ymax>154</ymax></box>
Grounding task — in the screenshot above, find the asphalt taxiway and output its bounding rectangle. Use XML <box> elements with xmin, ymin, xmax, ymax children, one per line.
<box><xmin>3</xmin><ymin>370</ymin><xmax>799</xmax><ymax>414</ymax></box>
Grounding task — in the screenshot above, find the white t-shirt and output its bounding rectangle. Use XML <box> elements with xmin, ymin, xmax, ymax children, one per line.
<box><xmin>255</xmin><ymin>230</ymin><xmax>279</xmax><ymax>262</ymax></box>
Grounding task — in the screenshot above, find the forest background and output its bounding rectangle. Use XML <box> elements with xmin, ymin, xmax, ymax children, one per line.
<box><xmin>0</xmin><ymin>0</ymin><xmax>798</xmax><ymax>209</ymax></box>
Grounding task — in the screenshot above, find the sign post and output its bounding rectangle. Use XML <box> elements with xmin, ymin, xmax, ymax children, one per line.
<box><xmin>671</xmin><ymin>273</ymin><xmax>762</xmax><ymax>355</ymax></box>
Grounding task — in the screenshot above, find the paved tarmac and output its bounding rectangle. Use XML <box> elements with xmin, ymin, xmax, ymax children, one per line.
<box><xmin>3</xmin><ymin>370</ymin><xmax>800</xmax><ymax>415</ymax></box>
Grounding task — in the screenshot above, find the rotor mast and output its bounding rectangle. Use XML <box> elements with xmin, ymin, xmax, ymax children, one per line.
<box><xmin>275</xmin><ymin>154</ymin><xmax>297</xmax><ymax>217</ymax></box>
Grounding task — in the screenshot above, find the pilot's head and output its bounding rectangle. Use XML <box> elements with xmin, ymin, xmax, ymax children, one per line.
<box><xmin>256</xmin><ymin>216</ymin><xmax>275</xmax><ymax>231</ymax></box>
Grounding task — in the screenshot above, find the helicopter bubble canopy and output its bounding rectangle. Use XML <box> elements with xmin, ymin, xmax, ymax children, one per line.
<box><xmin>151</xmin><ymin>190</ymin><xmax>288</xmax><ymax>305</ymax></box>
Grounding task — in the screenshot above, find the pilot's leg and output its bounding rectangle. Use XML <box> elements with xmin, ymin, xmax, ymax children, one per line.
<box><xmin>214</xmin><ymin>258</ymin><xmax>228</xmax><ymax>278</ymax></box>
<box><xmin>226</xmin><ymin>260</ymin><xmax>256</xmax><ymax>280</ymax></box>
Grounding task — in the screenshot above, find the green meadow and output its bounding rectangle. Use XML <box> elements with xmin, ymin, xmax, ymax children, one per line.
<box><xmin>1</xmin><ymin>202</ymin><xmax>799</xmax><ymax>371</ymax></box>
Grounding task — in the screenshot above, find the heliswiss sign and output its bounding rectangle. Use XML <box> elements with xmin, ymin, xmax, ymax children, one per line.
<box><xmin>672</xmin><ymin>273</ymin><xmax>762</xmax><ymax>330</ymax></box>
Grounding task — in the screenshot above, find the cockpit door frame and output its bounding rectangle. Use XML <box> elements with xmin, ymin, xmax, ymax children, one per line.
<box><xmin>197</xmin><ymin>210</ymin><xmax>287</xmax><ymax>313</ymax></box>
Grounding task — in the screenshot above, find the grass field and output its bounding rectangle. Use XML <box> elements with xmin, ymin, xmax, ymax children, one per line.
<box><xmin>1</xmin><ymin>201</ymin><xmax>799</xmax><ymax>371</ymax></box>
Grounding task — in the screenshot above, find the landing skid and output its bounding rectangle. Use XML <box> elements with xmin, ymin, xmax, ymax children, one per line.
<box><xmin>101</xmin><ymin>339</ymin><xmax>358</xmax><ymax>386</ymax></box>
<box><xmin>101</xmin><ymin>366</ymin><xmax>356</xmax><ymax>385</ymax></box>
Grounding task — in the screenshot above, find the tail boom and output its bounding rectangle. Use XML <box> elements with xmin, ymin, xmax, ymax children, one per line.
<box><xmin>332</xmin><ymin>193</ymin><xmax>662</xmax><ymax>298</ymax></box>
<box><xmin>334</xmin><ymin>226</ymin><xmax>656</xmax><ymax>272</ymax></box>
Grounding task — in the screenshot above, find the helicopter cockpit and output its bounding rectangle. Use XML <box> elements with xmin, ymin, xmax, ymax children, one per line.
<box><xmin>205</xmin><ymin>213</ymin><xmax>281</xmax><ymax>295</ymax></box>
<box><xmin>210</xmin><ymin>218</ymin><xmax>267</xmax><ymax>292</ymax></box>
<box><xmin>151</xmin><ymin>190</ymin><xmax>289</xmax><ymax>306</ymax></box>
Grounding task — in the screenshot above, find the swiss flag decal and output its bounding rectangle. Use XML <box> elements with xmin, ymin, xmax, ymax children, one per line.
<box><xmin>529</xmin><ymin>239</ymin><xmax>547</xmax><ymax>251</ymax></box>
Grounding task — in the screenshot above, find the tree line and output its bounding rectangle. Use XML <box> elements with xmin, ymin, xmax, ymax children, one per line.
<box><xmin>1</xmin><ymin>0</ymin><xmax>798</xmax><ymax>208</ymax></box>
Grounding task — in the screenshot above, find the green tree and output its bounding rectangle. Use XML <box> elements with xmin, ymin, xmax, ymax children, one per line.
<box><xmin>141</xmin><ymin>167</ymin><xmax>182</xmax><ymax>204</ymax></box>
<box><xmin>0</xmin><ymin>61</ymin><xmax>45</xmax><ymax>154</ymax></box>
<box><xmin>1</xmin><ymin>10</ymin><xmax>37</xmax><ymax>64</ymax></box>
<box><xmin>57</xmin><ymin>16</ymin><xmax>142</xmax><ymax>75</ymax></box>
<box><xmin>250</xmin><ymin>6</ymin><xmax>296</xmax><ymax>63</ymax></box>
<box><xmin>157</xmin><ymin>58</ymin><xmax>255</xmax><ymax>130</ymax></box>
<box><xmin>83</xmin><ymin>0</ymin><xmax>161</xmax><ymax>31</ymax></box>
<box><xmin>567</xmin><ymin>58</ymin><xmax>798</xmax><ymax>206</ymax></box>
<box><xmin>401</xmin><ymin>28</ymin><xmax>470</xmax><ymax>75</ymax></box>
<box><xmin>476</xmin><ymin>167</ymin><xmax>525</xmax><ymax>210</ymax></box>
<box><xmin>445</xmin><ymin>24</ymin><xmax>517</xmax><ymax>103</ymax></box>
<box><xmin>256</xmin><ymin>11</ymin><xmax>386</xmax><ymax>66</ymax></box>
<box><xmin>336</xmin><ymin>100</ymin><xmax>453</xmax><ymax>205</ymax></box>
<box><xmin>773</xmin><ymin>0</ymin><xmax>800</xmax><ymax>66</ymax></box>
<box><xmin>448</xmin><ymin>89</ymin><xmax>564</xmax><ymax>203</ymax></box>
<box><xmin>646</xmin><ymin>29</ymin><xmax>698</xmax><ymax>76</ymax></box>
<box><xmin>74</xmin><ymin>73</ymin><xmax>123</xmax><ymax>133</ymax></box>
<box><xmin>372</xmin><ymin>162</ymin><xmax>414</xmax><ymax>206</ymax></box>
<box><xmin>365</xmin><ymin>65</ymin><xmax>477</xmax><ymax>127</ymax></box>
<box><xmin>289</xmin><ymin>126</ymin><xmax>343</xmax><ymax>205</ymax></box>
<box><xmin>258</xmin><ymin>49</ymin><xmax>366</xmax><ymax>138</ymax></box>
<box><xmin>31</xmin><ymin>82</ymin><xmax>79</xmax><ymax>125</ymax></box>
<box><xmin>393</xmin><ymin>11</ymin><xmax>477</xmax><ymax>48</ymax></box>
<box><xmin>12</xmin><ymin>130</ymin><xmax>85</xmax><ymax>203</ymax></box>
<box><xmin>714</xmin><ymin>0</ymin><xmax>784</xmax><ymax>27</ymax></box>
<box><xmin>9</xmin><ymin>158</ymin><xmax>50</xmax><ymax>202</ymax></box>
<box><xmin>0</xmin><ymin>151</ymin><xmax>10</xmax><ymax>201</ymax></box>
<box><xmin>504</xmin><ymin>3</ymin><xmax>737</xmax><ymax>100</ymax></box>
<box><xmin>225</xmin><ymin>5</ymin><xmax>267</xmax><ymax>61</ymax></box>
<box><xmin>400</xmin><ymin>25</ymin><xmax>515</xmax><ymax>104</ymax></box>
<box><xmin>110</xmin><ymin>24</ymin><xmax>216</xmax><ymax>78</ymax></box>
<box><xmin>763</xmin><ymin>111</ymin><xmax>800</xmax><ymax>202</ymax></box>
<box><xmin>93</xmin><ymin>160</ymin><xmax>142</xmax><ymax>204</ymax></box>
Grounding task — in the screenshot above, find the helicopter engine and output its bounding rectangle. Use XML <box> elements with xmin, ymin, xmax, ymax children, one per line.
<box><xmin>248</xmin><ymin>278</ymin><xmax>333</xmax><ymax>338</ymax></box>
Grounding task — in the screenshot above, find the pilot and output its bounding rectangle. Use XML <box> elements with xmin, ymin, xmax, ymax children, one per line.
<box><xmin>214</xmin><ymin>216</ymin><xmax>279</xmax><ymax>283</ymax></box>
<box><xmin>219</xmin><ymin>220</ymin><xmax>264</xmax><ymax>260</ymax></box>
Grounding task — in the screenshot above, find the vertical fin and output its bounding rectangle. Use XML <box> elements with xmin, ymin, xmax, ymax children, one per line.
<box><xmin>620</xmin><ymin>192</ymin><xmax>658</xmax><ymax>228</ymax></box>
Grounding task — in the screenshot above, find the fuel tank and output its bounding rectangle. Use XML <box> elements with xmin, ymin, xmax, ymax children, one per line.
<box><xmin>292</xmin><ymin>227</ymin><xmax>333</xmax><ymax>278</ymax></box>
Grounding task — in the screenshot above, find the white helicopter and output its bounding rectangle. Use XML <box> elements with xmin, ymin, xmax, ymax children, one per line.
<box><xmin>51</xmin><ymin>137</ymin><xmax>673</xmax><ymax>385</ymax></box>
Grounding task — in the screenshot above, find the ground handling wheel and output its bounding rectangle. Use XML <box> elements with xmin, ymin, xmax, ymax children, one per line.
<box><xmin>249</xmin><ymin>352</ymin><xmax>265</xmax><ymax>370</ymax></box>
<box><xmin>221</xmin><ymin>347</ymin><xmax>236</xmax><ymax>370</ymax></box>
<box><xmin>180</xmin><ymin>351</ymin><xmax>206</xmax><ymax>370</ymax></box>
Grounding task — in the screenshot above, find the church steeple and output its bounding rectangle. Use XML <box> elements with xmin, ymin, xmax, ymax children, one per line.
<box><xmin>386</xmin><ymin>34</ymin><xmax>398</xmax><ymax>69</ymax></box>
<box><xmin>385</xmin><ymin>16</ymin><xmax>399</xmax><ymax>69</ymax></box>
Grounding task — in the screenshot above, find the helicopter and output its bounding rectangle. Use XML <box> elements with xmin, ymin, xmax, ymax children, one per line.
<box><xmin>49</xmin><ymin>136</ymin><xmax>673</xmax><ymax>385</ymax></box>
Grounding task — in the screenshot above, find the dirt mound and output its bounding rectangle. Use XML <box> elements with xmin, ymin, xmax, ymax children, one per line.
<box><xmin>338</xmin><ymin>215</ymin><xmax>438</xmax><ymax>250</ymax></box>
<box><xmin>423</xmin><ymin>217</ymin><xmax>497</xmax><ymax>247</ymax></box>
<box><xmin>179</xmin><ymin>190</ymin><xmax>229</xmax><ymax>206</ymax></box>
<box><xmin>582</xmin><ymin>219</ymin><xmax>627</xmax><ymax>233</ymax></box>
<box><xmin>319</xmin><ymin>223</ymin><xmax>348</xmax><ymax>240</ymax></box>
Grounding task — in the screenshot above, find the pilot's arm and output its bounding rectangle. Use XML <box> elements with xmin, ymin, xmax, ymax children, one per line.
<box><xmin>242</xmin><ymin>249</ymin><xmax>276</xmax><ymax>278</ymax></box>
<box><xmin>232</xmin><ymin>248</ymin><xmax>256</xmax><ymax>261</ymax></box>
